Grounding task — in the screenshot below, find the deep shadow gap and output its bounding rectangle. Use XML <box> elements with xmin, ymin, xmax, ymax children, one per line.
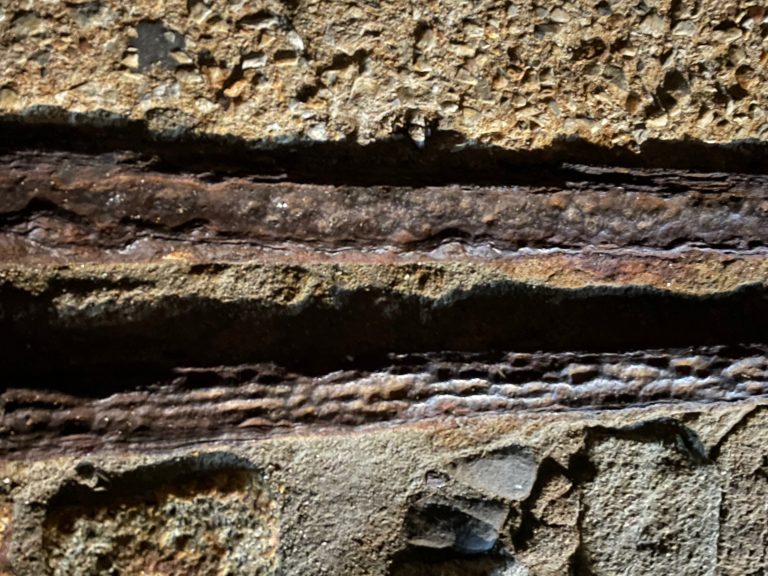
<box><xmin>2</xmin><ymin>282</ymin><xmax>767</xmax><ymax>394</ymax></box>
<box><xmin>2</xmin><ymin>110</ymin><xmax>768</xmax><ymax>186</ymax></box>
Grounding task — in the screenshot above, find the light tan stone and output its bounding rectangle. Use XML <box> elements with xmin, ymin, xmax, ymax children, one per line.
<box><xmin>1</xmin><ymin>0</ymin><xmax>767</xmax><ymax>147</ymax></box>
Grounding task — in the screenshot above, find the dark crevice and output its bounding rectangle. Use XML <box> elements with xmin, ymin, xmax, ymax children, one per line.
<box><xmin>47</xmin><ymin>453</ymin><xmax>257</xmax><ymax>514</ymax></box>
<box><xmin>45</xmin><ymin>276</ymin><xmax>156</xmax><ymax>294</ymax></box>
<box><xmin>511</xmin><ymin>457</ymin><xmax>568</xmax><ymax>551</ymax></box>
<box><xmin>567</xmin><ymin>441</ymin><xmax>597</xmax><ymax>576</ymax></box>
<box><xmin>2</xmin><ymin>111</ymin><xmax>768</xmax><ymax>187</ymax></box>
<box><xmin>0</xmin><ymin>197</ymin><xmax>91</xmax><ymax>228</ymax></box>
<box><xmin>115</xmin><ymin>215</ymin><xmax>211</xmax><ymax>235</ymax></box>
<box><xmin>387</xmin><ymin>548</ymin><xmax>510</xmax><ymax>576</ymax></box>
<box><xmin>2</xmin><ymin>280</ymin><xmax>768</xmax><ymax>391</ymax></box>
<box><xmin>570</xmin><ymin>542</ymin><xmax>597</xmax><ymax>576</ymax></box>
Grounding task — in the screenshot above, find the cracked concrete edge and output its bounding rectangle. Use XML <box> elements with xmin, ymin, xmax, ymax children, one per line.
<box><xmin>2</xmin><ymin>252</ymin><xmax>766</xmax><ymax>300</ymax></box>
<box><xmin>1</xmin><ymin>400</ymin><xmax>766</xmax><ymax>575</ymax></box>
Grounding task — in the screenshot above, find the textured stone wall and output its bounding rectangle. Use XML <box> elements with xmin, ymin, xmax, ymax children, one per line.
<box><xmin>2</xmin><ymin>0</ymin><xmax>768</xmax><ymax>149</ymax></box>
<box><xmin>3</xmin><ymin>403</ymin><xmax>768</xmax><ymax>575</ymax></box>
<box><xmin>2</xmin><ymin>1</ymin><xmax>768</xmax><ymax>575</ymax></box>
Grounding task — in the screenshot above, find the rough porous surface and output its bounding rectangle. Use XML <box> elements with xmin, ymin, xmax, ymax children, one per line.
<box><xmin>42</xmin><ymin>455</ymin><xmax>279</xmax><ymax>576</ymax></box>
<box><xmin>2</xmin><ymin>1</ymin><xmax>768</xmax><ymax>575</ymax></box>
<box><xmin>1</xmin><ymin>0</ymin><xmax>768</xmax><ymax>149</ymax></box>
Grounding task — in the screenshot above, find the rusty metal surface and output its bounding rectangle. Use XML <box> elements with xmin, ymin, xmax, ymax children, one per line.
<box><xmin>3</xmin><ymin>346</ymin><xmax>768</xmax><ymax>457</ymax></box>
<box><xmin>1</xmin><ymin>151</ymin><xmax>768</xmax><ymax>258</ymax></box>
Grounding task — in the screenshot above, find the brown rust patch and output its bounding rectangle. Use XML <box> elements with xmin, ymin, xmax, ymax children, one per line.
<box><xmin>2</xmin><ymin>151</ymin><xmax>768</xmax><ymax>259</ymax></box>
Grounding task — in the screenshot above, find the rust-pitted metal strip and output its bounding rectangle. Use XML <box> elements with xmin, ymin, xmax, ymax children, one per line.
<box><xmin>3</xmin><ymin>346</ymin><xmax>768</xmax><ymax>457</ymax></box>
<box><xmin>2</xmin><ymin>151</ymin><xmax>768</xmax><ymax>255</ymax></box>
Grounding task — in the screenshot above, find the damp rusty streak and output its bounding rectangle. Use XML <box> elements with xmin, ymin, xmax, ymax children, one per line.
<box><xmin>1</xmin><ymin>150</ymin><xmax>768</xmax><ymax>254</ymax></box>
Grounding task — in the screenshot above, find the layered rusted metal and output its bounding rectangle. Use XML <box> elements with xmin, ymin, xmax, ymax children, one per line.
<box><xmin>2</xmin><ymin>148</ymin><xmax>768</xmax><ymax>460</ymax></box>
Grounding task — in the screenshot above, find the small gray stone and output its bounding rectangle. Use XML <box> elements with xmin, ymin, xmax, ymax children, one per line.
<box><xmin>405</xmin><ymin>495</ymin><xmax>508</xmax><ymax>554</ymax></box>
<box><xmin>449</xmin><ymin>446</ymin><xmax>538</xmax><ymax>501</ymax></box>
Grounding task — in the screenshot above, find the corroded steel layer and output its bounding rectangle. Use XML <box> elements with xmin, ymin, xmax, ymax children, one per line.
<box><xmin>1</xmin><ymin>151</ymin><xmax>768</xmax><ymax>256</ymax></box>
<box><xmin>3</xmin><ymin>346</ymin><xmax>768</xmax><ymax>457</ymax></box>
<box><xmin>2</xmin><ymin>149</ymin><xmax>768</xmax><ymax>465</ymax></box>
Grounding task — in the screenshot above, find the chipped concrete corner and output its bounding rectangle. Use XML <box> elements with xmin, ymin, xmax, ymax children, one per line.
<box><xmin>2</xmin><ymin>0</ymin><xmax>768</xmax><ymax>575</ymax></box>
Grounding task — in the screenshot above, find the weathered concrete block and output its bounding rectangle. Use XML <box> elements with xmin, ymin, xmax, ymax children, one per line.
<box><xmin>2</xmin><ymin>0</ymin><xmax>768</xmax><ymax>152</ymax></box>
